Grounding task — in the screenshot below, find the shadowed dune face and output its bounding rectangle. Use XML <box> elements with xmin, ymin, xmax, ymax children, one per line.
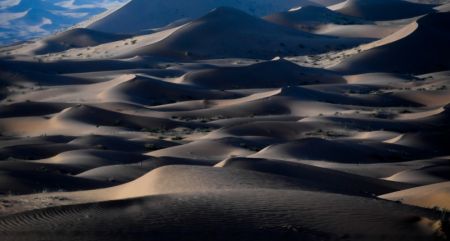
<box><xmin>0</xmin><ymin>190</ymin><xmax>443</xmax><ymax>241</ymax></box>
<box><xmin>265</xmin><ymin>5</ymin><xmax>368</xmax><ymax>31</ymax></box>
<box><xmin>336</xmin><ymin>0</ymin><xmax>436</xmax><ymax>21</ymax></box>
<box><xmin>31</xmin><ymin>29</ymin><xmax>132</xmax><ymax>55</ymax></box>
<box><xmin>182</xmin><ymin>59</ymin><xmax>345</xmax><ymax>89</ymax></box>
<box><xmin>120</xmin><ymin>7</ymin><xmax>367</xmax><ymax>59</ymax></box>
<box><xmin>1</xmin><ymin>1</ymin><xmax>450</xmax><ymax>241</ymax></box>
<box><xmin>86</xmin><ymin>0</ymin><xmax>323</xmax><ymax>34</ymax></box>
<box><xmin>99</xmin><ymin>74</ymin><xmax>238</xmax><ymax>104</ymax></box>
<box><xmin>263</xmin><ymin>5</ymin><xmax>406</xmax><ymax>40</ymax></box>
<box><xmin>333</xmin><ymin>12</ymin><xmax>450</xmax><ymax>74</ymax></box>
<box><xmin>380</xmin><ymin>181</ymin><xmax>450</xmax><ymax>210</ymax></box>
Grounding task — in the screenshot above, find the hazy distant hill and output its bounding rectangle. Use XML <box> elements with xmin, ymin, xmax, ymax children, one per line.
<box><xmin>0</xmin><ymin>0</ymin><xmax>127</xmax><ymax>45</ymax></box>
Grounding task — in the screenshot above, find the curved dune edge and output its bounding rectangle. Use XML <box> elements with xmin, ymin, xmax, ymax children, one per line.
<box><xmin>380</xmin><ymin>181</ymin><xmax>450</xmax><ymax>210</ymax></box>
<box><xmin>0</xmin><ymin>190</ymin><xmax>445</xmax><ymax>241</ymax></box>
<box><xmin>358</xmin><ymin>21</ymin><xmax>418</xmax><ymax>51</ymax></box>
<box><xmin>333</xmin><ymin>0</ymin><xmax>436</xmax><ymax>21</ymax></box>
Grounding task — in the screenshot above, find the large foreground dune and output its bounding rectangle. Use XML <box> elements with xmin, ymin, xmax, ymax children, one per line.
<box><xmin>0</xmin><ymin>190</ymin><xmax>443</xmax><ymax>241</ymax></box>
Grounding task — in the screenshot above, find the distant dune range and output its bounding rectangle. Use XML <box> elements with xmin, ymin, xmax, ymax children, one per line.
<box><xmin>86</xmin><ymin>0</ymin><xmax>337</xmax><ymax>34</ymax></box>
<box><xmin>116</xmin><ymin>7</ymin><xmax>368</xmax><ymax>59</ymax></box>
<box><xmin>0</xmin><ymin>0</ymin><xmax>449</xmax><ymax>240</ymax></box>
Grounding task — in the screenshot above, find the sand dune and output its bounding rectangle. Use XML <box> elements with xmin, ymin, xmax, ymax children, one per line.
<box><xmin>335</xmin><ymin>0</ymin><xmax>436</xmax><ymax>20</ymax></box>
<box><xmin>119</xmin><ymin>7</ymin><xmax>365</xmax><ymax>59</ymax></box>
<box><xmin>182</xmin><ymin>58</ymin><xmax>344</xmax><ymax>89</ymax></box>
<box><xmin>82</xmin><ymin>165</ymin><xmax>313</xmax><ymax>199</ymax></box>
<box><xmin>0</xmin><ymin>169</ymin><xmax>107</xmax><ymax>195</ymax></box>
<box><xmin>380</xmin><ymin>181</ymin><xmax>450</xmax><ymax>210</ymax></box>
<box><xmin>315</xmin><ymin>23</ymin><xmax>404</xmax><ymax>39</ymax></box>
<box><xmin>87</xmin><ymin>0</ymin><xmax>321</xmax><ymax>34</ymax></box>
<box><xmin>207</xmin><ymin>121</ymin><xmax>318</xmax><ymax>140</ymax></box>
<box><xmin>0</xmin><ymin>190</ymin><xmax>442</xmax><ymax>241</ymax></box>
<box><xmin>99</xmin><ymin>74</ymin><xmax>237</xmax><ymax>105</ymax></box>
<box><xmin>52</xmin><ymin>105</ymin><xmax>202</xmax><ymax>131</ymax></box>
<box><xmin>76</xmin><ymin>157</ymin><xmax>209</xmax><ymax>183</ymax></box>
<box><xmin>37</xmin><ymin>149</ymin><xmax>148</xmax><ymax>171</ymax></box>
<box><xmin>217</xmin><ymin>157</ymin><xmax>410</xmax><ymax>196</ymax></box>
<box><xmin>0</xmin><ymin>66</ymin><xmax>93</xmax><ymax>89</ymax></box>
<box><xmin>309</xmin><ymin>0</ymin><xmax>346</xmax><ymax>6</ymax></box>
<box><xmin>265</xmin><ymin>5</ymin><xmax>367</xmax><ymax>31</ymax></box>
<box><xmin>68</xmin><ymin>135</ymin><xmax>178</xmax><ymax>153</ymax></box>
<box><xmin>0</xmin><ymin>143</ymin><xmax>81</xmax><ymax>161</ymax></box>
<box><xmin>28</xmin><ymin>28</ymin><xmax>131</xmax><ymax>55</ymax></box>
<box><xmin>265</xmin><ymin>5</ymin><xmax>405</xmax><ymax>40</ymax></box>
<box><xmin>385</xmin><ymin>164</ymin><xmax>450</xmax><ymax>185</ymax></box>
<box><xmin>333</xmin><ymin>12</ymin><xmax>450</xmax><ymax>74</ymax></box>
<box><xmin>148</xmin><ymin>138</ymin><xmax>255</xmax><ymax>161</ymax></box>
<box><xmin>436</xmin><ymin>2</ymin><xmax>450</xmax><ymax>12</ymax></box>
<box><xmin>0</xmin><ymin>58</ymin><xmax>157</xmax><ymax>74</ymax></box>
<box><xmin>252</xmin><ymin>137</ymin><xmax>429</xmax><ymax>164</ymax></box>
<box><xmin>0</xmin><ymin>102</ymin><xmax>70</xmax><ymax>118</ymax></box>
<box><xmin>391</xmin><ymin>131</ymin><xmax>450</xmax><ymax>153</ymax></box>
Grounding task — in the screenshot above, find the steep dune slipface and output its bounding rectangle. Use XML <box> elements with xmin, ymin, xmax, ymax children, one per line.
<box><xmin>68</xmin><ymin>135</ymin><xmax>178</xmax><ymax>153</ymax></box>
<box><xmin>182</xmin><ymin>59</ymin><xmax>345</xmax><ymax>89</ymax></box>
<box><xmin>251</xmin><ymin>137</ymin><xmax>429</xmax><ymax>164</ymax></box>
<box><xmin>119</xmin><ymin>7</ymin><xmax>364</xmax><ymax>59</ymax></box>
<box><xmin>217</xmin><ymin>157</ymin><xmax>410</xmax><ymax>196</ymax></box>
<box><xmin>31</xmin><ymin>28</ymin><xmax>131</xmax><ymax>55</ymax></box>
<box><xmin>0</xmin><ymin>102</ymin><xmax>70</xmax><ymax>118</ymax></box>
<box><xmin>99</xmin><ymin>74</ymin><xmax>237</xmax><ymax>105</ymax></box>
<box><xmin>0</xmin><ymin>170</ymin><xmax>107</xmax><ymax>195</ymax></box>
<box><xmin>333</xmin><ymin>12</ymin><xmax>450</xmax><ymax>74</ymax></box>
<box><xmin>384</xmin><ymin>165</ymin><xmax>450</xmax><ymax>185</ymax></box>
<box><xmin>436</xmin><ymin>2</ymin><xmax>450</xmax><ymax>12</ymax></box>
<box><xmin>380</xmin><ymin>181</ymin><xmax>450</xmax><ymax>209</ymax></box>
<box><xmin>265</xmin><ymin>5</ymin><xmax>367</xmax><ymax>31</ymax></box>
<box><xmin>37</xmin><ymin>149</ymin><xmax>148</xmax><ymax>171</ymax></box>
<box><xmin>264</xmin><ymin>5</ymin><xmax>410</xmax><ymax>40</ymax></box>
<box><xmin>51</xmin><ymin>105</ymin><xmax>202</xmax><ymax>131</ymax></box>
<box><xmin>336</xmin><ymin>0</ymin><xmax>436</xmax><ymax>20</ymax></box>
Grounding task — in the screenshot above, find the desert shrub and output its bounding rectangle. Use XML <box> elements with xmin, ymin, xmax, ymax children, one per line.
<box><xmin>184</xmin><ymin>51</ymin><xmax>192</xmax><ymax>57</ymax></box>
<box><xmin>145</xmin><ymin>143</ymin><xmax>159</xmax><ymax>151</ymax></box>
<box><xmin>171</xmin><ymin>136</ymin><xmax>184</xmax><ymax>141</ymax></box>
<box><xmin>95</xmin><ymin>144</ymin><xmax>108</xmax><ymax>150</ymax></box>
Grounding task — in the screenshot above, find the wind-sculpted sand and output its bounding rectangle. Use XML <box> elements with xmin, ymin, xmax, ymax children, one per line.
<box><xmin>0</xmin><ymin>1</ymin><xmax>449</xmax><ymax>240</ymax></box>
